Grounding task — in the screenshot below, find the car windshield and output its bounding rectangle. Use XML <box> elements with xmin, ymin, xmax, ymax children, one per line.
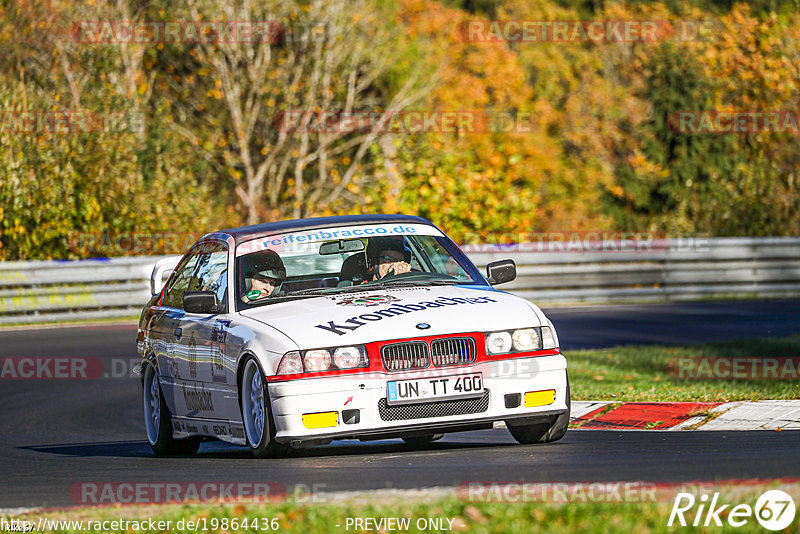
<box><xmin>235</xmin><ymin>222</ymin><xmax>486</xmax><ymax>309</ymax></box>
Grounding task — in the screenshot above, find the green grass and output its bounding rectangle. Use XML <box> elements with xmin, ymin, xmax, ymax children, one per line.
<box><xmin>567</xmin><ymin>335</ymin><xmax>800</xmax><ymax>402</ymax></box>
<box><xmin>17</xmin><ymin>492</ymin><xmax>793</xmax><ymax>533</ymax></box>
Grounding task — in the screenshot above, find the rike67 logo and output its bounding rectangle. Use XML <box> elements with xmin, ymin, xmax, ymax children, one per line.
<box><xmin>669</xmin><ymin>489</ymin><xmax>796</xmax><ymax>530</ymax></box>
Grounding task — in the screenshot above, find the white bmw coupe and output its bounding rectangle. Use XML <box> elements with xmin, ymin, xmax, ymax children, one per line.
<box><xmin>137</xmin><ymin>214</ymin><xmax>569</xmax><ymax>456</ymax></box>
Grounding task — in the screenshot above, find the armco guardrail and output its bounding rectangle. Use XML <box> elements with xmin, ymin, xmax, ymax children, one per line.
<box><xmin>1</xmin><ymin>238</ymin><xmax>799</xmax><ymax>324</ymax></box>
<box><xmin>466</xmin><ymin>237</ymin><xmax>800</xmax><ymax>303</ymax></box>
<box><xmin>0</xmin><ymin>257</ymin><xmax>161</xmax><ymax>325</ymax></box>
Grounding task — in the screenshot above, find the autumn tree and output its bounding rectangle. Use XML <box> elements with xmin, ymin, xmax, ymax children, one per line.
<box><xmin>167</xmin><ymin>0</ymin><xmax>428</xmax><ymax>224</ymax></box>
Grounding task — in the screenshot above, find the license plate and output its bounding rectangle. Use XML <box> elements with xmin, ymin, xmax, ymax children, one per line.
<box><xmin>387</xmin><ymin>373</ymin><xmax>484</xmax><ymax>405</ymax></box>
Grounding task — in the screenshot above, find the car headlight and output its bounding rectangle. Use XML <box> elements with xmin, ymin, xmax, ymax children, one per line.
<box><xmin>512</xmin><ymin>328</ymin><xmax>539</xmax><ymax>351</ymax></box>
<box><xmin>486</xmin><ymin>331</ymin><xmax>513</xmax><ymax>354</ymax></box>
<box><xmin>277</xmin><ymin>351</ymin><xmax>303</xmax><ymax>375</ymax></box>
<box><xmin>486</xmin><ymin>328</ymin><xmax>543</xmax><ymax>355</ymax></box>
<box><xmin>277</xmin><ymin>345</ymin><xmax>369</xmax><ymax>375</ymax></box>
<box><xmin>304</xmin><ymin>349</ymin><xmax>332</xmax><ymax>371</ymax></box>
<box><xmin>333</xmin><ymin>346</ymin><xmax>368</xmax><ymax>369</ymax></box>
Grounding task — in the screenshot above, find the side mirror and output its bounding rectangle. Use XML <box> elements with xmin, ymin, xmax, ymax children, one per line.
<box><xmin>183</xmin><ymin>291</ymin><xmax>224</xmax><ymax>314</ymax></box>
<box><xmin>486</xmin><ymin>259</ymin><xmax>516</xmax><ymax>285</ymax></box>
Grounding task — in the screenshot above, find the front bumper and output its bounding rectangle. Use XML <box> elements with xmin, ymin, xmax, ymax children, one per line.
<box><xmin>268</xmin><ymin>354</ymin><xmax>568</xmax><ymax>444</ymax></box>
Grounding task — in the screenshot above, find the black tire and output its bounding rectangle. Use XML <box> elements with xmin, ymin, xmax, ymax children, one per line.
<box><xmin>142</xmin><ymin>361</ymin><xmax>201</xmax><ymax>456</ymax></box>
<box><xmin>240</xmin><ymin>357</ymin><xmax>291</xmax><ymax>458</ymax></box>
<box><xmin>401</xmin><ymin>433</ymin><xmax>444</xmax><ymax>446</ymax></box>
<box><xmin>507</xmin><ymin>378</ymin><xmax>571</xmax><ymax>445</ymax></box>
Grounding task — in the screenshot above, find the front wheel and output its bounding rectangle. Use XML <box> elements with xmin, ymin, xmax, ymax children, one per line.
<box><xmin>142</xmin><ymin>361</ymin><xmax>200</xmax><ymax>455</ymax></box>
<box><xmin>507</xmin><ymin>378</ymin><xmax>570</xmax><ymax>445</ymax></box>
<box><xmin>241</xmin><ymin>358</ymin><xmax>290</xmax><ymax>458</ymax></box>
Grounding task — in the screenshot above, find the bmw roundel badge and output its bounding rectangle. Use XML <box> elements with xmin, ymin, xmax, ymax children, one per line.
<box><xmin>416</xmin><ymin>323</ymin><xmax>431</xmax><ymax>330</ymax></box>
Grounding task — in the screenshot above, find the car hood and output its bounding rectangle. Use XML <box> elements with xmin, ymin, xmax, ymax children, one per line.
<box><xmin>239</xmin><ymin>285</ymin><xmax>543</xmax><ymax>348</ymax></box>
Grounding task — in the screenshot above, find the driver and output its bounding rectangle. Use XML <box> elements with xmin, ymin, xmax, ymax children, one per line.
<box><xmin>366</xmin><ymin>236</ymin><xmax>412</xmax><ymax>281</ymax></box>
<box><xmin>240</xmin><ymin>249</ymin><xmax>287</xmax><ymax>302</ymax></box>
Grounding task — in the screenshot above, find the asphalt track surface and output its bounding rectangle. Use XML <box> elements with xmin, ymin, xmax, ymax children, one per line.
<box><xmin>1</xmin><ymin>300</ymin><xmax>799</xmax><ymax>508</ymax></box>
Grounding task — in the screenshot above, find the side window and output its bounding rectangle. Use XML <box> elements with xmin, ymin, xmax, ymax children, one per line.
<box><xmin>188</xmin><ymin>243</ymin><xmax>229</xmax><ymax>310</ymax></box>
<box><xmin>163</xmin><ymin>242</ymin><xmax>229</xmax><ymax>310</ymax></box>
<box><xmin>162</xmin><ymin>250</ymin><xmax>202</xmax><ymax>309</ymax></box>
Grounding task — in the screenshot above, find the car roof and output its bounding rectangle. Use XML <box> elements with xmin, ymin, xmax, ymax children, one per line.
<box><xmin>209</xmin><ymin>214</ymin><xmax>437</xmax><ymax>246</ymax></box>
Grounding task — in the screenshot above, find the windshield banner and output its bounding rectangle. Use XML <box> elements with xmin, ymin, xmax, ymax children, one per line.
<box><xmin>236</xmin><ymin>223</ymin><xmax>443</xmax><ymax>256</ymax></box>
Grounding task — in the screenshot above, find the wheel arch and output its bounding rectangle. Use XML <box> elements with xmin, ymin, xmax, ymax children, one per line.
<box><xmin>236</xmin><ymin>350</ymin><xmax>259</xmax><ymax>400</ymax></box>
<box><xmin>140</xmin><ymin>350</ymin><xmax>158</xmax><ymax>387</ymax></box>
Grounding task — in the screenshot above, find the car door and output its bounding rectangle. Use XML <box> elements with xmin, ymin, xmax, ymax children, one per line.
<box><xmin>173</xmin><ymin>240</ymin><xmax>236</xmax><ymax>423</ymax></box>
<box><xmin>155</xmin><ymin>248</ymin><xmax>204</xmax><ymax>416</ymax></box>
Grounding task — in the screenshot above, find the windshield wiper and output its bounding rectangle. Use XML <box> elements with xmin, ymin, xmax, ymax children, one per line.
<box><xmin>243</xmin><ymin>293</ymin><xmax>320</xmax><ymax>306</ymax></box>
<box><xmin>287</xmin><ymin>284</ymin><xmax>378</xmax><ymax>296</ymax></box>
<box><xmin>286</xmin><ymin>286</ymin><xmax>337</xmax><ymax>295</ymax></box>
<box><xmin>378</xmin><ymin>279</ymin><xmax>460</xmax><ymax>287</ymax></box>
